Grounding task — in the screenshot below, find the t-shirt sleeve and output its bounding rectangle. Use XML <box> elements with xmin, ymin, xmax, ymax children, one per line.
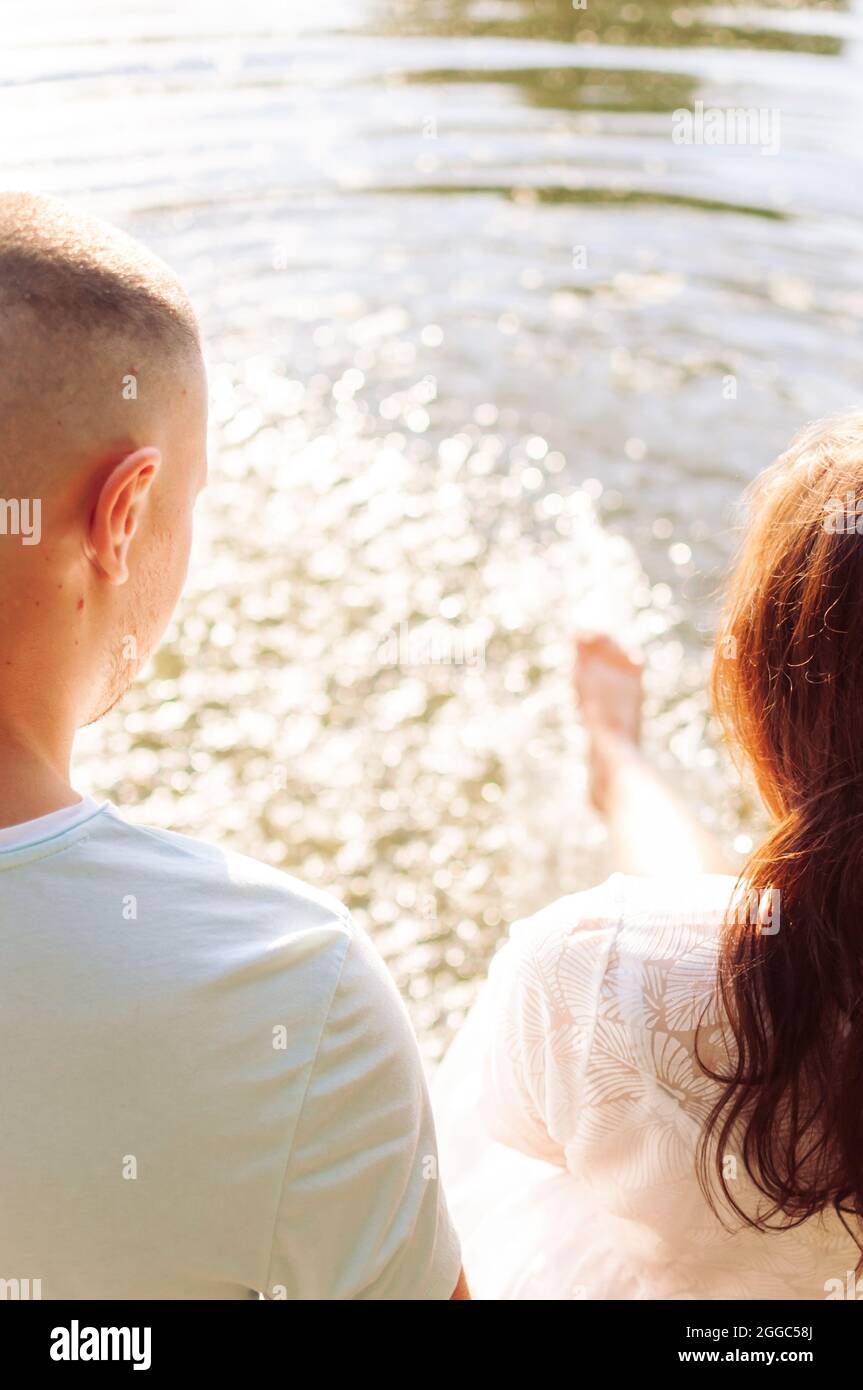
<box><xmin>266</xmin><ymin>920</ymin><xmax>462</xmax><ymax>1300</ymax></box>
<box><xmin>479</xmin><ymin>892</ymin><xmax>619</xmax><ymax>1167</ymax></box>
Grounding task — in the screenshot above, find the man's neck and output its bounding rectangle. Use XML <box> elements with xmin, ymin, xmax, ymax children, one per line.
<box><xmin>0</xmin><ymin>727</ymin><xmax>79</xmax><ymax>831</ymax></box>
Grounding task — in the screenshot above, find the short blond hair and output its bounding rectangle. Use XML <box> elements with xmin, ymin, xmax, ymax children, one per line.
<box><xmin>0</xmin><ymin>193</ymin><xmax>202</xmax><ymax>497</ymax></box>
<box><xmin>0</xmin><ymin>192</ymin><xmax>199</xmax><ymax>353</ymax></box>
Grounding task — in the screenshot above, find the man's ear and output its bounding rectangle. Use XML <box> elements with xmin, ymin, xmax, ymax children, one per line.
<box><xmin>85</xmin><ymin>447</ymin><xmax>161</xmax><ymax>585</ymax></box>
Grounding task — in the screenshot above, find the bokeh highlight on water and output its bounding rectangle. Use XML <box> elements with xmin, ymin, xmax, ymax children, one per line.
<box><xmin>3</xmin><ymin>0</ymin><xmax>862</xmax><ymax>1057</ymax></box>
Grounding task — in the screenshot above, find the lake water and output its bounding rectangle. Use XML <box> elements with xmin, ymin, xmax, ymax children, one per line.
<box><xmin>3</xmin><ymin>0</ymin><xmax>862</xmax><ymax>1056</ymax></box>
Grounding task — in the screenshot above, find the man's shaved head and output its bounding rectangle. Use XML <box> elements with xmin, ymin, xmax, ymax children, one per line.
<box><xmin>0</xmin><ymin>192</ymin><xmax>202</xmax><ymax>497</ymax></box>
<box><xmin>0</xmin><ymin>191</ymin><xmax>199</xmax><ymax>350</ymax></box>
<box><xmin>0</xmin><ymin>192</ymin><xmax>208</xmax><ymax>738</ymax></box>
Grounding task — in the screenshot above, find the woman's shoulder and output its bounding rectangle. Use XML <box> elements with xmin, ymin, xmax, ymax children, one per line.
<box><xmin>503</xmin><ymin>871</ymin><xmax>738</xmax><ymax>1038</ymax></box>
<box><xmin>512</xmin><ymin>871</ymin><xmax>738</xmax><ymax>958</ymax></box>
<box><xmin>462</xmin><ymin>873</ymin><xmax>739</xmax><ymax>1167</ymax></box>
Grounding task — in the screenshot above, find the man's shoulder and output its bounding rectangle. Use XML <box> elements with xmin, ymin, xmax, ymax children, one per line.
<box><xmin>87</xmin><ymin>805</ymin><xmax>355</xmax><ymax>952</ymax></box>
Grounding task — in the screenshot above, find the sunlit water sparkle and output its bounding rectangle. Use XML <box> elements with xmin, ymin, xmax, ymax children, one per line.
<box><xmin>3</xmin><ymin>0</ymin><xmax>860</xmax><ymax>1057</ymax></box>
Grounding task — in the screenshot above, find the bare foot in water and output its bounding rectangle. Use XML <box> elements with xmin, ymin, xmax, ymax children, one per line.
<box><xmin>572</xmin><ymin>631</ymin><xmax>645</xmax><ymax>812</ymax></box>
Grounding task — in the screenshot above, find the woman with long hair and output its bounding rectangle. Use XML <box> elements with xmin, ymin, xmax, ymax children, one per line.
<box><xmin>434</xmin><ymin>414</ymin><xmax>863</xmax><ymax>1299</ymax></box>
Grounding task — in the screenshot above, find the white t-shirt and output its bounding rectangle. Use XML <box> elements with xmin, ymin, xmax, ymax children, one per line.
<box><xmin>0</xmin><ymin>801</ymin><xmax>461</xmax><ymax>1300</ymax></box>
<box><xmin>0</xmin><ymin>795</ymin><xmax>102</xmax><ymax>848</ymax></box>
<box><xmin>434</xmin><ymin>873</ymin><xmax>859</xmax><ymax>1300</ymax></box>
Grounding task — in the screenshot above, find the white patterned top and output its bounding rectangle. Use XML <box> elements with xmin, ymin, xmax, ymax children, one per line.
<box><xmin>434</xmin><ymin>873</ymin><xmax>859</xmax><ymax>1300</ymax></box>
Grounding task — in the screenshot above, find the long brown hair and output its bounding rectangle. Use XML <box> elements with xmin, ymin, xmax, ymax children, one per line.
<box><xmin>699</xmin><ymin>412</ymin><xmax>863</xmax><ymax>1244</ymax></box>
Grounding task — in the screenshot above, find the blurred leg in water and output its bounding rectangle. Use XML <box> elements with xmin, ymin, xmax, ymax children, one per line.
<box><xmin>573</xmin><ymin>632</ymin><xmax>734</xmax><ymax>877</ymax></box>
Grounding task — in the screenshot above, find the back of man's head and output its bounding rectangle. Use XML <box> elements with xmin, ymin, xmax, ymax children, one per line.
<box><xmin>0</xmin><ymin>193</ymin><xmax>207</xmax><ymax>730</ymax></box>
<box><xmin>0</xmin><ymin>192</ymin><xmax>201</xmax><ymax>494</ymax></box>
